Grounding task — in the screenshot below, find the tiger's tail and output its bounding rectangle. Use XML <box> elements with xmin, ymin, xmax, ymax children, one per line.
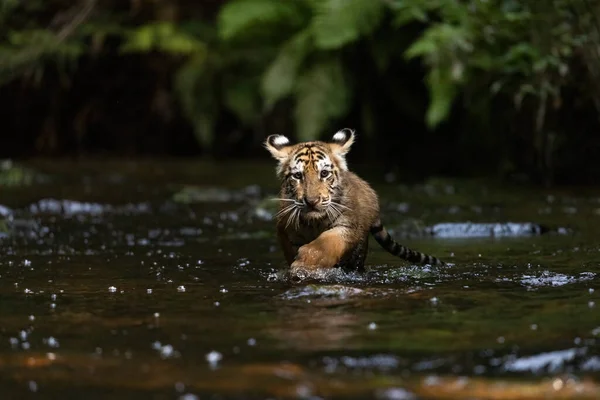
<box><xmin>370</xmin><ymin>220</ymin><xmax>445</xmax><ymax>266</ymax></box>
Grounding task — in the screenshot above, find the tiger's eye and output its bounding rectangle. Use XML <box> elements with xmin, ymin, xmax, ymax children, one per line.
<box><xmin>320</xmin><ymin>170</ymin><xmax>331</xmax><ymax>179</ymax></box>
<box><xmin>292</xmin><ymin>172</ymin><xmax>302</xmax><ymax>180</ymax></box>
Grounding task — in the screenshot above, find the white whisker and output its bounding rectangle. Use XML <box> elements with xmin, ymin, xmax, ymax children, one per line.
<box><xmin>270</xmin><ymin>197</ymin><xmax>297</xmax><ymax>202</ymax></box>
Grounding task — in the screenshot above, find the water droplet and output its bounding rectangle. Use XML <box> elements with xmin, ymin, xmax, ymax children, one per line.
<box><xmin>205</xmin><ymin>351</ymin><xmax>222</xmax><ymax>369</ymax></box>
<box><xmin>552</xmin><ymin>378</ymin><xmax>564</xmax><ymax>391</ymax></box>
<box><xmin>179</xmin><ymin>394</ymin><xmax>199</xmax><ymax>400</ymax></box>
<box><xmin>174</xmin><ymin>382</ymin><xmax>185</xmax><ymax>393</ymax></box>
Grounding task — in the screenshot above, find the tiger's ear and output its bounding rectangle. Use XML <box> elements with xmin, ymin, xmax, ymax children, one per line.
<box><xmin>329</xmin><ymin>128</ymin><xmax>355</xmax><ymax>169</ymax></box>
<box><xmin>264</xmin><ymin>134</ymin><xmax>293</xmax><ymax>162</ymax></box>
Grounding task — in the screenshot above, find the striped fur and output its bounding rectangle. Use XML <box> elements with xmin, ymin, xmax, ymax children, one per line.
<box><xmin>264</xmin><ymin>129</ymin><xmax>445</xmax><ymax>275</ymax></box>
<box><xmin>370</xmin><ymin>220</ymin><xmax>444</xmax><ymax>266</ymax></box>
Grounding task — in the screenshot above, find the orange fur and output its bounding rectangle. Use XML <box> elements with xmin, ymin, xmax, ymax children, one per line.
<box><xmin>264</xmin><ymin>129</ymin><xmax>445</xmax><ymax>279</ymax></box>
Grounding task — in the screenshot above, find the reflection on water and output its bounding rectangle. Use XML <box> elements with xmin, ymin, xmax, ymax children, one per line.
<box><xmin>0</xmin><ymin>160</ymin><xmax>599</xmax><ymax>399</ymax></box>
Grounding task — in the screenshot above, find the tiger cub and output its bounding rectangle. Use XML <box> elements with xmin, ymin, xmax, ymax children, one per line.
<box><xmin>264</xmin><ymin>128</ymin><xmax>445</xmax><ymax>277</ymax></box>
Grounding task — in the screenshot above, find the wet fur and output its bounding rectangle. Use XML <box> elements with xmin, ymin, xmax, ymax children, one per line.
<box><xmin>264</xmin><ymin>129</ymin><xmax>445</xmax><ymax>278</ymax></box>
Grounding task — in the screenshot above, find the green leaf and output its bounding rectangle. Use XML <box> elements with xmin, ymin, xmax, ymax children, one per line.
<box><xmin>312</xmin><ymin>0</ymin><xmax>384</xmax><ymax>50</ymax></box>
<box><xmin>120</xmin><ymin>22</ymin><xmax>205</xmax><ymax>55</ymax></box>
<box><xmin>261</xmin><ymin>28</ymin><xmax>312</xmax><ymax>110</ymax></box>
<box><xmin>173</xmin><ymin>54</ymin><xmax>216</xmax><ymax>147</ymax></box>
<box><xmin>223</xmin><ymin>77</ymin><xmax>260</xmax><ymax>125</ymax></box>
<box><xmin>217</xmin><ymin>0</ymin><xmax>304</xmax><ymax>41</ymax></box>
<box><xmin>424</xmin><ymin>66</ymin><xmax>457</xmax><ymax>129</ymax></box>
<box><xmin>294</xmin><ymin>58</ymin><xmax>351</xmax><ymax>141</ymax></box>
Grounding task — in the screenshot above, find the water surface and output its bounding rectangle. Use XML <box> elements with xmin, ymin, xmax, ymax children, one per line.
<box><xmin>0</xmin><ymin>160</ymin><xmax>599</xmax><ymax>399</ymax></box>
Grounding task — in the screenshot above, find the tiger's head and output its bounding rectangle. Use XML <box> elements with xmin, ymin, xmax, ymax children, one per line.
<box><xmin>264</xmin><ymin>129</ymin><xmax>355</xmax><ymax>220</ymax></box>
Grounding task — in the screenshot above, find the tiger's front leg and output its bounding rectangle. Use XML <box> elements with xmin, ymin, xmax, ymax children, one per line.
<box><xmin>290</xmin><ymin>227</ymin><xmax>351</xmax><ymax>275</ymax></box>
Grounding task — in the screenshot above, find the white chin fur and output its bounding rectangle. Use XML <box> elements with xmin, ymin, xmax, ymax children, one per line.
<box><xmin>272</xmin><ymin>135</ymin><xmax>290</xmax><ymax>146</ymax></box>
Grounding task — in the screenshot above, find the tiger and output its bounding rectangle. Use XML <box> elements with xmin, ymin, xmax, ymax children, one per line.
<box><xmin>264</xmin><ymin>128</ymin><xmax>446</xmax><ymax>278</ymax></box>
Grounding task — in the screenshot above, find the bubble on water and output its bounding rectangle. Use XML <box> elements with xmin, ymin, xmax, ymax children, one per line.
<box><xmin>154</xmin><ymin>312</ymin><xmax>160</xmax><ymax>318</ymax></box>
<box><xmin>473</xmin><ymin>365</ymin><xmax>486</xmax><ymax>375</ymax></box>
<box><xmin>497</xmin><ymin>336</ymin><xmax>505</xmax><ymax>344</ymax></box>
<box><xmin>50</xmin><ymin>303</ymin><xmax>56</xmax><ymax>309</ymax></box>
<box><xmin>47</xmin><ymin>353</ymin><xmax>56</xmax><ymax>361</ymax></box>
<box><xmin>50</xmin><ymin>294</ymin><xmax>57</xmax><ymax>301</ymax></box>
<box><xmin>28</xmin><ymin>315</ymin><xmax>35</xmax><ymax>321</ymax></box>
<box><xmin>22</xmin><ymin>342</ymin><xmax>30</xmax><ymax>350</ymax></box>
<box><xmin>376</xmin><ymin>387</ymin><xmax>416</xmax><ymax>400</ymax></box>
<box><xmin>44</xmin><ymin>337</ymin><xmax>59</xmax><ymax>348</ymax></box>
<box><xmin>247</xmin><ymin>338</ymin><xmax>256</xmax><ymax>346</ymax></box>
<box><xmin>220</xmin><ymin>288</ymin><xmax>228</xmax><ymax>293</ymax></box>
<box><xmin>430</xmin><ymin>297</ymin><xmax>439</xmax><ymax>305</ymax></box>
<box><xmin>179</xmin><ymin>394</ymin><xmax>199</xmax><ymax>400</ymax></box>
<box><xmin>28</xmin><ymin>381</ymin><xmax>38</xmax><ymax>392</ymax></box>
<box><xmin>214</xmin><ymin>301</ymin><xmax>220</xmax><ymax>307</ymax></box>
<box><xmin>23</xmin><ymin>259</ymin><xmax>32</xmax><ymax>267</ymax></box>
<box><xmin>589</xmin><ymin>301</ymin><xmax>596</xmax><ymax>308</ymax></box>
<box><xmin>177</xmin><ymin>285</ymin><xmax>186</xmax><ymax>293</ymax></box>
<box><xmin>424</xmin><ymin>375</ymin><xmax>441</xmax><ymax>386</ymax></box>
<box><xmin>108</xmin><ymin>286</ymin><xmax>117</xmax><ymax>293</ymax></box>
<box><xmin>147</xmin><ymin>289</ymin><xmax>152</xmax><ymax>294</ymax></box>
<box><xmin>530</xmin><ymin>324</ymin><xmax>538</xmax><ymax>330</ymax></box>
<box><xmin>553</xmin><ymin>378</ymin><xmax>565</xmax><ymax>391</ymax></box>
<box><xmin>19</xmin><ymin>330</ymin><xmax>28</xmax><ymax>341</ymax></box>
<box><xmin>206</xmin><ymin>350</ymin><xmax>222</xmax><ymax>369</ymax></box>
<box><xmin>9</xmin><ymin>337</ymin><xmax>18</xmax><ymax>348</ymax></box>
<box><xmin>368</xmin><ymin>322</ymin><xmax>377</xmax><ymax>330</ymax></box>
<box><xmin>590</xmin><ymin>288</ymin><xmax>595</xmax><ymax>294</ymax></box>
<box><xmin>174</xmin><ymin>382</ymin><xmax>185</xmax><ymax>393</ymax></box>
<box><xmin>24</xmin><ymin>288</ymin><xmax>33</xmax><ymax>294</ymax></box>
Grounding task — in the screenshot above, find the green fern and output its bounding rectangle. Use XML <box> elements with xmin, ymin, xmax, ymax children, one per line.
<box><xmin>261</xmin><ymin>28</ymin><xmax>312</xmax><ymax>110</ymax></box>
<box><xmin>405</xmin><ymin>23</ymin><xmax>471</xmax><ymax>128</ymax></box>
<box><xmin>294</xmin><ymin>58</ymin><xmax>351</xmax><ymax>141</ymax></box>
<box><xmin>173</xmin><ymin>54</ymin><xmax>216</xmax><ymax>147</ymax></box>
<box><xmin>311</xmin><ymin>0</ymin><xmax>384</xmax><ymax>49</ymax></box>
<box><xmin>223</xmin><ymin>76</ymin><xmax>261</xmax><ymax>125</ymax></box>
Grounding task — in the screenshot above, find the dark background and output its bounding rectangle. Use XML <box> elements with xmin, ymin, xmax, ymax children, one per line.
<box><xmin>1</xmin><ymin>0</ymin><xmax>600</xmax><ymax>185</ymax></box>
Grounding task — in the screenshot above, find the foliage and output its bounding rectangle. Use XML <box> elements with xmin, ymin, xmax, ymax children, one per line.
<box><xmin>1</xmin><ymin>0</ymin><xmax>599</xmax><ymax>183</ymax></box>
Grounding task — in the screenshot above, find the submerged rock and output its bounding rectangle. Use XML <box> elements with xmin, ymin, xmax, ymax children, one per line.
<box><xmin>429</xmin><ymin>222</ymin><xmax>561</xmax><ymax>238</ymax></box>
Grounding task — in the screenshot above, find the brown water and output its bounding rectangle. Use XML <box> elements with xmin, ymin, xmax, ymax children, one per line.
<box><xmin>0</xmin><ymin>160</ymin><xmax>599</xmax><ymax>399</ymax></box>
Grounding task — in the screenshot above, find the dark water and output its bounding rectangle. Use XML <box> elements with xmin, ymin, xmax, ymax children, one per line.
<box><xmin>1</xmin><ymin>160</ymin><xmax>599</xmax><ymax>399</ymax></box>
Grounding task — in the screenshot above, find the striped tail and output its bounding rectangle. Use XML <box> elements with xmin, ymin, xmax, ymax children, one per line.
<box><xmin>370</xmin><ymin>220</ymin><xmax>445</xmax><ymax>266</ymax></box>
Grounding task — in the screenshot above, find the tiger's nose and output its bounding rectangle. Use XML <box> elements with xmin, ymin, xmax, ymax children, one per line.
<box><xmin>303</xmin><ymin>196</ymin><xmax>320</xmax><ymax>208</ymax></box>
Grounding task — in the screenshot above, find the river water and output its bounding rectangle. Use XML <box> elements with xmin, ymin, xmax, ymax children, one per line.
<box><xmin>0</xmin><ymin>160</ymin><xmax>599</xmax><ymax>399</ymax></box>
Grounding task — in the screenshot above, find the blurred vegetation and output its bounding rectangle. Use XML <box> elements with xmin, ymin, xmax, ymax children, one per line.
<box><xmin>1</xmin><ymin>0</ymin><xmax>600</xmax><ymax>185</ymax></box>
